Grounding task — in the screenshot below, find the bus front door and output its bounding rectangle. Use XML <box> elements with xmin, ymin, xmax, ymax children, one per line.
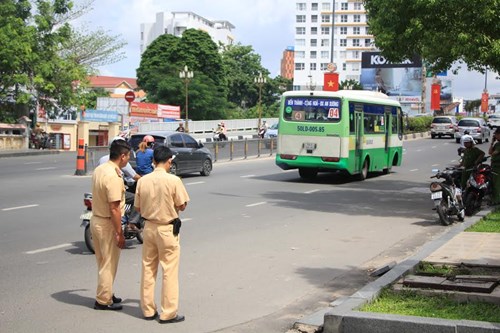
<box><xmin>355</xmin><ymin>112</ymin><xmax>363</xmax><ymax>174</ymax></box>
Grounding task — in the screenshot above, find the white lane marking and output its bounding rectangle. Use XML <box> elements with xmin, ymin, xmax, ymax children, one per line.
<box><xmin>246</xmin><ymin>202</ymin><xmax>267</xmax><ymax>207</ymax></box>
<box><xmin>432</xmin><ymin>164</ymin><xmax>440</xmax><ymax>167</ymax></box>
<box><xmin>304</xmin><ymin>189</ymin><xmax>320</xmax><ymax>194</ymax></box>
<box><xmin>410</xmin><ymin>169</ymin><xmax>419</xmax><ymax>172</ymax></box>
<box><xmin>450</xmin><ymin>159</ymin><xmax>457</xmax><ymax>163</ymax></box>
<box><xmin>185</xmin><ymin>181</ymin><xmax>205</xmax><ymax>186</ymax></box>
<box><xmin>240</xmin><ymin>175</ymin><xmax>255</xmax><ymax>178</ymax></box>
<box><xmin>431</xmin><ymin>146</ymin><xmax>437</xmax><ymax>149</ymax></box>
<box><xmin>416</xmin><ymin>149</ymin><xmax>423</xmax><ymax>152</ymax></box>
<box><xmin>36</xmin><ymin>167</ymin><xmax>57</xmax><ymax>171</ymax></box>
<box><xmin>26</xmin><ymin>243</ymin><xmax>72</xmax><ymax>254</ymax></box>
<box><xmin>182</xmin><ymin>218</ymin><xmax>192</xmax><ymax>222</ymax></box>
<box><xmin>2</xmin><ymin>204</ymin><xmax>39</xmax><ymax>211</ymax></box>
<box><xmin>24</xmin><ymin>162</ymin><xmax>42</xmax><ymax>165</ymax></box>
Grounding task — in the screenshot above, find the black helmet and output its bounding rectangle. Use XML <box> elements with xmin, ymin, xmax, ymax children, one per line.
<box><xmin>464</xmin><ymin>130</ymin><xmax>470</xmax><ymax>135</ymax></box>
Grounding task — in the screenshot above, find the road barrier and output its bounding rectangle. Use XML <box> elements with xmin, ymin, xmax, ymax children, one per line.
<box><xmin>75</xmin><ymin>138</ymin><xmax>86</xmax><ymax>175</ymax></box>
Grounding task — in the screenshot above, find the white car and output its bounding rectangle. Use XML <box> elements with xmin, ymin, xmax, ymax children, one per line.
<box><xmin>264</xmin><ymin>123</ymin><xmax>278</xmax><ymax>148</ymax></box>
<box><xmin>487</xmin><ymin>114</ymin><xmax>500</xmax><ymax>129</ymax></box>
<box><xmin>454</xmin><ymin>118</ymin><xmax>491</xmax><ymax>144</ymax></box>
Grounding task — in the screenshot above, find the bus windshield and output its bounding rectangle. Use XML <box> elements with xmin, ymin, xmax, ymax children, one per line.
<box><xmin>283</xmin><ymin>97</ymin><xmax>341</xmax><ymax>123</ymax></box>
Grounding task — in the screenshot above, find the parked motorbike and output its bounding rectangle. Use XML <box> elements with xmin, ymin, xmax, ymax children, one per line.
<box><xmin>80</xmin><ymin>192</ymin><xmax>144</xmax><ymax>254</ymax></box>
<box><xmin>463</xmin><ymin>157</ymin><xmax>493</xmax><ymax>216</ymax></box>
<box><xmin>429</xmin><ymin>167</ymin><xmax>465</xmax><ymax>225</ymax></box>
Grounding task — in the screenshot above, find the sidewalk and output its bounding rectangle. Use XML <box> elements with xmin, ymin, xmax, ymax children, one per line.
<box><xmin>0</xmin><ymin>149</ymin><xmax>61</xmax><ymax>158</ymax></box>
<box><xmin>296</xmin><ymin>208</ymin><xmax>500</xmax><ymax>333</ymax></box>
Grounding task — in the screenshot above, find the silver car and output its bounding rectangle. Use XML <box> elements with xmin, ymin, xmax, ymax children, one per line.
<box><xmin>454</xmin><ymin>118</ymin><xmax>490</xmax><ymax>144</ymax></box>
<box><xmin>487</xmin><ymin>114</ymin><xmax>500</xmax><ymax>129</ymax></box>
<box><xmin>430</xmin><ymin>116</ymin><xmax>457</xmax><ymax>139</ymax></box>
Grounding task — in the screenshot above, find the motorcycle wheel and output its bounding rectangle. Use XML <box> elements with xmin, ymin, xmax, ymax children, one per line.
<box><xmin>84</xmin><ymin>224</ymin><xmax>95</xmax><ymax>254</ymax></box>
<box><xmin>463</xmin><ymin>191</ymin><xmax>476</xmax><ymax>216</ymax></box>
<box><xmin>135</xmin><ymin>218</ymin><xmax>144</xmax><ymax>244</ymax></box>
<box><xmin>436</xmin><ymin>199</ymin><xmax>453</xmax><ymax>226</ymax></box>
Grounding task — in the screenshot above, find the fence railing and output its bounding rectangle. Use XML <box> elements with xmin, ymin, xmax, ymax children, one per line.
<box><xmin>84</xmin><ymin>137</ymin><xmax>277</xmax><ymax>174</ymax></box>
<box><xmin>139</xmin><ymin>118</ymin><xmax>279</xmax><ymax>134</ymax></box>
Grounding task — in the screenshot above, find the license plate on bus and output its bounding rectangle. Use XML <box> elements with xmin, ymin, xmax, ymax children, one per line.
<box><xmin>431</xmin><ymin>192</ymin><xmax>442</xmax><ymax>200</ymax></box>
<box><xmin>304</xmin><ymin>142</ymin><xmax>316</xmax><ymax>150</ymax></box>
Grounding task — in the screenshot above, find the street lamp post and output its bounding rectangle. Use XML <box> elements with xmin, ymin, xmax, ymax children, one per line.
<box><xmin>179</xmin><ymin>65</ymin><xmax>194</xmax><ymax>132</ymax></box>
<box><xmin>254</xmin><ymin>72</ymin><xmax>267</xmax><ymax>131</ymax></box>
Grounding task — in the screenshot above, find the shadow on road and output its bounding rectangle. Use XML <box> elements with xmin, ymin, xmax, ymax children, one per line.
<box><xmin>51</xmin><ymin>289</ymin><xmax>142</xmax><ymax>318</ymax></box>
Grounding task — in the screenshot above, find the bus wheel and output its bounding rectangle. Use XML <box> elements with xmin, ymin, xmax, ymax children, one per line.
<box><xmin>383</xmin><ymin>155</ymin><xmax>397</xmax><ymax>174</ymax></box>
<box><xmin>299</xmin><ymin>168</ymin><xmax>318</xmax><ymax>179</ymax></box>
<box><xmin>358</xmin><ymin>159</ymin><xmax>369</xmax><ymax>181</ymax></box>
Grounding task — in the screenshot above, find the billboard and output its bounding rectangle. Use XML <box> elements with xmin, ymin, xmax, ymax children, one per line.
<box><xmin>361</xmin><ymin>52</ymin><xmax>423</xmax><ymax>103</ymax></box>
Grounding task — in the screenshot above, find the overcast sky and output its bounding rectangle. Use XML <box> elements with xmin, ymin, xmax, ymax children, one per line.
<box><xmin>77</xmin><ymin>0</ymin><xmax>499</xmax><ymax>100</ymax></box>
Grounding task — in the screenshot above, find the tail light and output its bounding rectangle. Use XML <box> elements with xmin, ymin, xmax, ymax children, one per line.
<box><xmin>321</xmin><ymin>157</ymin><xmax>340</xmax><ymax>162</ymax></box>
<box><xmin>84</xmin><ymin>193</ymin><xmax>92</xmax><ymax>210</ymax></box>
<box><xmin>280</xmin><ymin>154</ymin><xmax>297</xmax><ymax>160</ymax></box>
<box><xmin>476</xmin><ymin>127</ymin><xmax>482</xmax><ymax>132</ymax></box>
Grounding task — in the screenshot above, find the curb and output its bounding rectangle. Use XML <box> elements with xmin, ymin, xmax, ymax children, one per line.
<box><xmin>294</xmin><ymin>209</ymin><xmax>496</xmax><ymax>333</ymax></box>
<box><xmin>0</xmin><ymin>150</ymin><xmax>61</xmax><ymax>158</ymax></box>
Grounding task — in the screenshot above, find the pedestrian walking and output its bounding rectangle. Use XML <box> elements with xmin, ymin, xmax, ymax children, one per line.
<box><xmin>91</xmin><ymin>139</ymin><xmax>132</xmax><ymax>310</ymax></box>
<box><xmin>135</xmin><ymin>145</ymin><xmax>190</xmax><ymax>323</ymax></box>
<box><xmin>489</xmin><ymin>128</ymin><xmax>500</xmax><ymax>205</ymax></box>
<box><xmin>175</xmin><ymin>122</ymin><xmax>185</xmax><ymax>132</ymax></box>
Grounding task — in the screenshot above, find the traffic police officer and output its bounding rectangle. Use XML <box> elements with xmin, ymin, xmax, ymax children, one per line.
<box><xmin>134</xmin><ymin>146</ymin><xmax>189</xmax><ymax>323</ymax></box>
<box><xmin>91</xmin><ymin>139</ymin><xmax>131</xmax><ymax>310</ymax></box>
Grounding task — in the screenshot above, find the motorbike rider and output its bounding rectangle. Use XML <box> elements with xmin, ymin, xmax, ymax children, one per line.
<box><xmin>458</xmin><ymin>130</ymin><xmax>474</xmax><ymax>156</ymax></box>
<box><xmin>214</xmin><ymin>122</ymin><xmax>227</xmax><ymax>141</ymax></box>
<box><xmin>136</xmin><ymin>135</ymin><xmax>155</xmax><ymax>176</ymax></box>
<box><xmin>258</xmin><ymin>120</ymin><xmax>268</xmax><ymax>138</ymax></box>
<box><xmin>99</xmin><ymin>136</ymin><xmax>141</xmax><ymax>230</ymax></box>
<box><xmin>459</xmin><ymin>136</ymin><xmax>485</xmax><ymax>189</ymax></box>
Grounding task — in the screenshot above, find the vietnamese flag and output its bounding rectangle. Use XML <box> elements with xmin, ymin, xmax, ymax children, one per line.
<box><xmin>323</xmin><ymin>72</ymin><xmax>339</xmax><ymax>91</ymax></box>
<box><xmin>431</xmin><ymin>84</ymin><xmax>441</xmax><ymax>110</ymax></box>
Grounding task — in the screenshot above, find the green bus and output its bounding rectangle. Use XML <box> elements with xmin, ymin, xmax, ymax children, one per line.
<box><xmin>275</xmin><ymin>90</ymin><xmax>404</xmax><ymax>180</ymax></box>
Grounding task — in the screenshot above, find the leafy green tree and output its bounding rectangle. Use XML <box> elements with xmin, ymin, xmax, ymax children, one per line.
<box><xmin>363</xmin><ymin>0</ymin><xmax>500</xmax><ymax>73</ymax></box>
<box><xmin>340</xmin><ymin>79</ymin><xmax>363</xmax><ymax>90</ymax></box>
<box><xmin>137</xmin><ymin>29</ymin><xmax>228</xmax><ymax>120</ymax></box>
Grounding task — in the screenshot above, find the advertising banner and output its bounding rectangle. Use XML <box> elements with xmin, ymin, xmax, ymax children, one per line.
<box><xmin>361</xmin><ymin>52</ymin><xmax>423</xmax><ymax>102</ymax></box>
<box><xmin>82</xmin><ymin>109</ymin><xmax>119</xmax><ymax>122</ymax></box>
<box><xmin>323</xmin><ymin>72</ymin><xmax>339</xmax><ymax>91</ymax></box>
<box><xmin>431</xmin><ymin>84</ymin><xmax>441</xmax><ymax>110</ymax></box>
<box><xmin>130</xmin><ymin>102</ymin><xmax>159</xmax><ymax>118</ymax></box>
<box><xmin>481</xmin><ymin>92</ymin><xmax>489</xmax><ymax>113</ymax></box>
<box><xmin>158</xmin><ymin>104</ymin><xmax>181</xmax><ymax>119</ymax></box>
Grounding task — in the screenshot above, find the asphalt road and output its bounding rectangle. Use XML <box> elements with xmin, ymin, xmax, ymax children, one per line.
<box><xmin>0</xmin><ymin>137</ymin><xmax>473</xmax><ymax>333</ymax></box>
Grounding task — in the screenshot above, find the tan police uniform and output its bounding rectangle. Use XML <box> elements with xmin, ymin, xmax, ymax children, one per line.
<box><xmin>91</xmin><ymin>160</ymin><xmax>125</xmax><ymax>305</ymax></box>
<box><xmin>134</xmin><ymin>168</ymin><xmax>190</xmax><ymax>320</ymax></box>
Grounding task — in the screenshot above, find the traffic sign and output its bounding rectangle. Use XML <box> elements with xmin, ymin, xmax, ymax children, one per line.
<box><xmin>124</xmin><ymin>91</ymin><xmax>135</xmax><ymax>103</ymax></box>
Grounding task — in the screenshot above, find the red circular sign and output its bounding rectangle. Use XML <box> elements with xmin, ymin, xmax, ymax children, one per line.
<box><xmin>124</xmin><ymin>91</ymin><xmax>135</xmax><ymax>103</ymax></box>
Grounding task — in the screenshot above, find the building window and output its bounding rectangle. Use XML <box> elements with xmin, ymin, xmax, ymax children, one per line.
<box><xmin>340</xmin><ymin>27</ymin><xmax>347</xmax><ymax>35</ymax></box>
<box><xmin>311</xmin><ymin>2</ymin><xmax>318</xmax><ymax>10</ymax></box>
<box><xmin>295</xmin><ymin>63</ymin><xmax>305</xmax><ymax>70</ymax></box>
<box><xmin>311</xmin><ymin>27</ymin><xmax>317</xmax><ymax>35</ymax></box>
<box><xmin>320</xmin><ymin>63</ymin><xmax>329</xmax><ymax>71</ymax></box>
<box><xmin>310</xmin><ymin>51</ymin><xmax>317</xmax><ymax>59</ymax></box>
<box><xmin>310</xmin><ymin>63</ymin><xmax>317</xmax><ymax>71</ymax></box>
<box><xmin>297</xmin><ymin>3</ymin><xmax>306</xmax><ymax>11</ymax></box>
<box><xmin>322</xmin><ymin>2</ymin><xmax>331</xmax><ymax>10</ymax></box>
<box><xmin>321</xmin><ymin>39</ymin><xmax>330</xmax><ymax>47</ymax></box>
<box><xmin>352</xmin><ymin>51</ymin><xmax>360</xmax><ymax>59</ymax></box>
<box><xmin>321</xmin><ymin>51</ymin><xmax>329</xmax><ymax>59</ymax></box>
<box><xmin>340</xmin><ymin>15</ymin><xmax>348</xmax><ymax>23</ymax></box>
<box><xmin>321</xmin><ymin>27</ymin><xmax>330</xmax><ymax>35</ymax></box>
<box><xmin>311</xmin><ymin>15</ymin><xmax>318</xmax><ymax>23</ymax></box>
<box><xmin>295</xmin><ymin>51</ymin><xmax>305</xmax><ymax>59</ymax></box>
<box><xmin>342</xmin><ymin>63</ymin><xmax>347</xmax><ymax>71</ymax></box>
<box><xmin>310</xmin><ymin>39</ymin><xmax>317</xmax><ymax>47</ymax></box>
<box><xmin>366</xmin><ymin>26</ymin><xmax>371</xmax><ymax>35</ymax></box>
<box><xmin>341</xmin><ymin>2</ymin><xmax>348</xmax><ymax>10</ymax></box>
<box><xmin>295</xmin><ymin>39</ymin><xmax>306</xmax><ymax>46</ymax></box>
<box><xmin>321</xmin><ymin>14</ymin><xmax>330</xmax><ymax>23</ymax></box>
<box><xmin>296</xmin><ymin>27</ymin><xmax>306</xmax><ymax>35</ymax></box>
<box><xmin>296</xmin><ymin>15</ymin><xmax>306</xmax><ymax>23</ymax></box>
<box><xmin>340</xmin><ymin>39</ymin><xmax>347</xmax><ymax>47</ymax></box>
<box><xmin>352</xmin><ymin>39</ymin><xmax>360</xmax><ymax>47</ymax></box>
<box><xmin>354</xmin><ymin>3</ymin><xmax>362</xmax><ymax>10</ymax></box>
<box><xmin>365</xmin><ymin>38</ymin><xmax>372</xmax><ymax>47</ymax></box>
<box><xmin>340</xmin><ymin>51</ymin><xmax>346</xmax><ymax>59</ymax></box>
<box><xmin>352</xmin><ymin>63</ymin><xmax>360</xmax><ymax>72</ymax></box>
<box><xmin>353</xmin><ymin>15</ymin><xmax>361</xmax><ymax>22</ymax></box>
<box><xmin>353</xmin><ymin>27</ymin><xmax>360</xmax><ymax>35</ymax></box>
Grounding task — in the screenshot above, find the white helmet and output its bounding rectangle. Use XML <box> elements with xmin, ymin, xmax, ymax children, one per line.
<box><xmin>110</xmin><ymin>136</ymin><xmax>125</xmax><ymax>147</ymax></box>
<box><xmin>462</xmin><ymin>136</ymin><xmax>474</xmax><ymax>143</ymax></box>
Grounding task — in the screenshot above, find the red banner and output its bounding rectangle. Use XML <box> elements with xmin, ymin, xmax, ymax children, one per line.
<box><xmin>481</xmin><ymin>92</ymin><xmax>489</xmax><ymax>113</ymax></box>
<box><xmin>323</xmin><ymin>72</ymin><xmax>339</xmax><ymax>91</ymax></box>
<box><xmin>431</xmin><ymin>84</ymin><xmax>441</xmax><ymax>110</ymax></box>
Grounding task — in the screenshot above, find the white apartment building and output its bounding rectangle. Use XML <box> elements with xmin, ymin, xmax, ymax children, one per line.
<box><xmin>140</xmin><ymin>11</ymin><xmax>235</xmax><ymax>53</ymax></box>
<box><xmin>293</xmin><ymin>1</ymin><xmax>376</xmax><ymax>90</ymax></box>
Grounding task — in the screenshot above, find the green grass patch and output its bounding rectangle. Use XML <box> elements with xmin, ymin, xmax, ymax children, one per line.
<box><xmin>466</xmin><ymin>209</ymin><xmax>500</xmax><ymax>233</ymax></box>
<box><xmin>360</xmin><ymin>288</ymin><xmax>500</xmax><ymax>323</ymax></box>
<box><xmin>414</xmin><ymin>262</ymin><xmax>468</xmax><ymax>276</ymax></box>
